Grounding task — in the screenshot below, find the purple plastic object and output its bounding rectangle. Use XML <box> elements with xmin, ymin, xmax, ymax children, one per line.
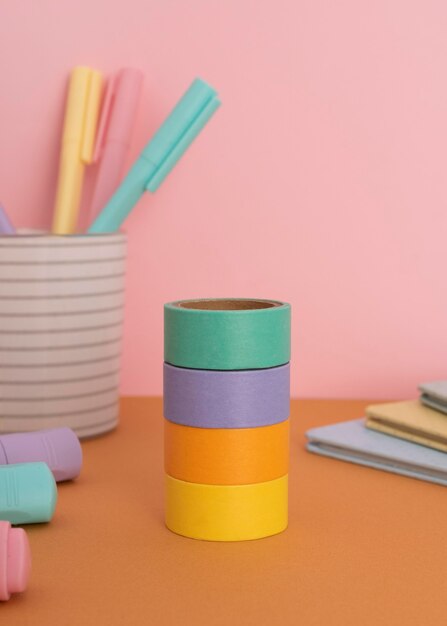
<box><xmin>163</xmin><ymin>362</ymin><xmax>290</xmax><ymax>428</ymax></box>
<box><xmin>0</xmin><ymin>428</ymin><xmax>82</xmax><ymax>481</ymax></box>
<box><xmin>0</xmin><ymin>204</ymin><xmax>15</xmax><ymax>235</ymax></box>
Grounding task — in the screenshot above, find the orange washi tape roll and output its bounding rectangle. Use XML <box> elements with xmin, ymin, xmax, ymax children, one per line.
<box><xmin>164</xmin><ymin>419</ymin><xmax>289</xmax><ymax>485</ymax></box>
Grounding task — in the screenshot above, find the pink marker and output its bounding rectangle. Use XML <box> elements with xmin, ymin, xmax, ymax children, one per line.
<box><xmin>88</xmin><ymin>67</ymin><xmax>144</xmax><ymax>223</ymax></box>
<box><xmin>0</xmin><ymin>521</ymin><xmax>31</xmax><ymax>601</ymax></box>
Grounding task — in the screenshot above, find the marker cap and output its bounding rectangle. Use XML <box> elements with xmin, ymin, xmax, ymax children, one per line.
<box><xmin>143</xmin><ymin>78</ymin><xmax>221</xmax><ymax>192</ymax></box>
<box><xmin>0</xmin><ymin>521</ymin><xmax>31</xmax><ymax>601</ymax></box>
<box><xmin>0</xmin><ymin>463</ymin><xmax>57</xmax><ymax>525</ymax></box>
<box><xmin>0</xmin><ymin>428</ymin><xmax>82</xmax><ymax>482</ymax></box>
<box><xmin>93</xmin><ymin>67</ymin><xmax>144</xmax><ymax>160</ymax></box>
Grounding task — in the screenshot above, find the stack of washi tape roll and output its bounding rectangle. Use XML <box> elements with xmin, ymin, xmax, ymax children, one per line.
<box><xmin>163</xmin><ymin>298</ymin><xmax>291</xmax><ymax>541</ymax></box>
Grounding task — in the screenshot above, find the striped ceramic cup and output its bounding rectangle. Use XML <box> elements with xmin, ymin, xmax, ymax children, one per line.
<box><xmin>0</xmin><ymin>232</ymin><xmax>126</xmax><ymax>438</ymax></box>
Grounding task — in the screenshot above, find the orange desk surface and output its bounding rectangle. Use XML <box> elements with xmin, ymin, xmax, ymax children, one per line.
<box><xmin>3</xmin><ymin>398</ymin><xmax>447</xmax><ymax>626</ymax></box>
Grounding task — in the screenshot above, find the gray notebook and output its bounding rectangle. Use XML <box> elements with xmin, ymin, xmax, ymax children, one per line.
<box><xmin>306</xmin><ymin>418</ymin><xmax>447</xmax><ymax>486</ymax></box>
<box><xmin>419</xmin><ymin>380</ymin><xmax>447</xmax><ymax>415</ymax></box>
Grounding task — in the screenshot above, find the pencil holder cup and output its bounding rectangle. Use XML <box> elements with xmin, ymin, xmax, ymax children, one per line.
<box><xmin>0</xmin><ymin>232</ymin><xmax>126</xmax><ymax>439</ymax></box>
<box><xmin>163</xmin><ymin>298</ymin><xmax>291</xmax><ymax>542</ymax></box>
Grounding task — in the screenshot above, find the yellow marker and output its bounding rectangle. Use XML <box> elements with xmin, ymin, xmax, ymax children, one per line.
<box><xmin>52</xmin><ymin>67</ymin><xmax>103</xmax><ymax>234</ymax></box>
<box><xmin>165</xmin><ymin>474</ymin><xmax>288</xmax><ymax>541</ymax></box>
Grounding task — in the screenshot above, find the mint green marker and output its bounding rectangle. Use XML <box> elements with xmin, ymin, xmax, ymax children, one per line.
<box><xmin>88</xmin><ymin>78</ymin><xmax>220</xmax><ymax>233</ymax></box>
<box><xmin>0</xmin><ymin>463</ymin><xmax>57</xmax><ymax>524</ymax></box>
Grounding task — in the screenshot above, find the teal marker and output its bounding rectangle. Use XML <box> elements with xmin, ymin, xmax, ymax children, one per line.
<box><xmin>0</xmin><ymin>463</ymin><xmax>57</xmax><ymax>525</ymax></box>
<box><xmin>88</xmin><ymin>78</ymin><xmax>221</xmax><ymax>233</ymax></box>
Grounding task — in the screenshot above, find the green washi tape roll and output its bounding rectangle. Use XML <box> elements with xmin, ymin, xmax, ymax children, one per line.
<box><xmin>164</xmin><ymin>298</ymin><xmax>291</xmax><ymax>370</ymax></box>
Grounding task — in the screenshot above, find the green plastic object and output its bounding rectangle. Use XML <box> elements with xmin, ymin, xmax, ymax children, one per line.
<box><xmin>164</xmin><ymin>299</ymin><xmax>291</xmax><ymax>370</ymax></box>
<box><xmin>88</xmin><ymin>78</ymin><xmax>220</xmax><ymax>233</ymax></box>
<box><xmin>0</xmin><ymin>463</ymin><xmax>58</xmax><ymax>525</ymax></box>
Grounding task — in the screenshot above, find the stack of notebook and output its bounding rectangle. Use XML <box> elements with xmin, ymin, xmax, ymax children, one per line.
<box><xmin>306</xmin><ymin>381</ymin><xmax>447</xmax><ymax>486</ymax></box>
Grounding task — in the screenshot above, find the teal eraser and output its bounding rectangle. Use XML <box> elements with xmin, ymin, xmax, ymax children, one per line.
<box><xmin>0</xmin><ymin>463</ymin><xmax>57</xmax><ymax>525</ymax></box>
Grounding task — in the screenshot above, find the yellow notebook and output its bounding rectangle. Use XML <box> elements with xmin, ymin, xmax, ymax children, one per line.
<box><xmin>366</xmin><ymin>400</ymin><xmax>447</xmax><ymax>453</ymax></box>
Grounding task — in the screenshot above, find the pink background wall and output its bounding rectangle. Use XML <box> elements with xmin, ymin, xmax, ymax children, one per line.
<box><xmin>1</xmin><ymin>1</ymin><xmax>446</xmax><ymax>399</ymax></box>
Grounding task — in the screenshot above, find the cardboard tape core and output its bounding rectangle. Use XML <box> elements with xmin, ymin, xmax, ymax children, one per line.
<box><xmin>177</xmin><ymin>299</ymin><xmax>280</xmax><ymax>311</ymax></box>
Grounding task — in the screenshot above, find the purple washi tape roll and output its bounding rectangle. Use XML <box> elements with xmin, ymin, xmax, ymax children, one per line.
<box><xmin>0</xmin><ymin>428</ymin><xmax>82</xmax><ymax>482</ymax></box>
<box><xmin>163</xmin><ymin>362</ymin><xmax>290</xmax><ymax>428</ymax></box>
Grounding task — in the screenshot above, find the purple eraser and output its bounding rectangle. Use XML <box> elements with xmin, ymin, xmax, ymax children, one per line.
<box><xmin>0</xmin><ymin>428</ymin><xmax>82</xmax><ymax>482</ymax></box>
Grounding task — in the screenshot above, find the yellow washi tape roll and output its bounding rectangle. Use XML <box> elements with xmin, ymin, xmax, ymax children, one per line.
<box><xmin>165</xmin><ymin>474</ymin><xmax>288</xmax><ymax>541</ymax></box>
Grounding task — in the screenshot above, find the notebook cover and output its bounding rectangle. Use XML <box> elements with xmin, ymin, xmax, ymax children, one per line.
<box><xmin>419</xmin><ymin>381</ymin><xmax>447</xmax><ymax>415</ymax></box>
<box><xmin>365</xmin><ymin>400</ymin><xmax>447</xmax><ymax>453</ymax></box>
<box><xmin>306</xmin><ymin>418</ymin><xmax>447</xmax><ymax>486</ymax></box>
